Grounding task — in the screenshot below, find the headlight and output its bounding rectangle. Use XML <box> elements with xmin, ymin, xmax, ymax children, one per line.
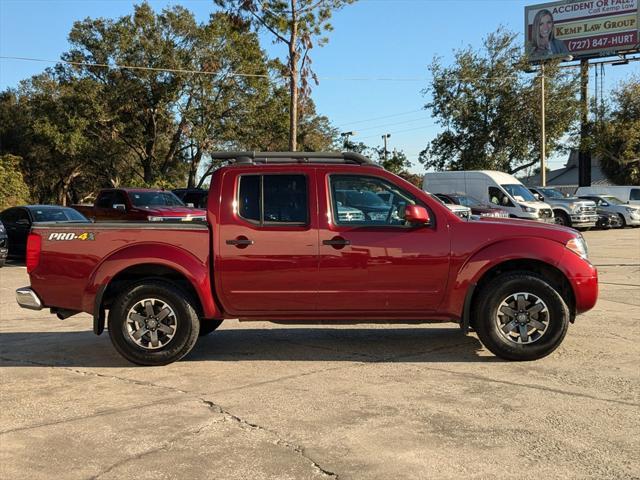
<box><xmin>147</xmin><ymin>216</ymin><xmax>164</xmax><ymax>222</ymax></box>
<box><xmin>570</xmin><ymin>204</ymin><xmax>581</xmax><ymax>213</ymax></box>
<box><xmin>521</xmin><ymin>205</ymin><xmax>536</xmax><ymax>213</ymax></box>
<box><xmin>566</xmin><ymin>236</ymin><xmax>589</xmax><ymax>260</ymax></box>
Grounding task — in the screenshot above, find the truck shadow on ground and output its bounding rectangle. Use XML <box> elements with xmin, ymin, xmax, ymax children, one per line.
<box><xmin>0</xmin><ymin>327</ymin><xmax>496</xmax><ymax>368</ymax></box>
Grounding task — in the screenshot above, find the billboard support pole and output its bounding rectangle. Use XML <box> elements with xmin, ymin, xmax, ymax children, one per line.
<box><xmin>540</xmin><ymin>63</ymin><xmax>546</xmax><ymax>187</ymax></box>
<box><xmin>578</xmin><ymin>59</ymin><xmax>591</xmax><ymax>187</ymax></box>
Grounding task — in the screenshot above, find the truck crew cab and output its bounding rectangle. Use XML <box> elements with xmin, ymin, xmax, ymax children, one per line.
<box><xmin>16</xmin><ymin>152</ymin><xmax>598</xmax><ymax>365</ymax></box>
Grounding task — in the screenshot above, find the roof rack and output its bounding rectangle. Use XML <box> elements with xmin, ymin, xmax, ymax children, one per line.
<box><xmin>196</xmin><ymin>151</ymin><xmax>381</xmax><ymax>188</ymax></box>
<box><xmin>209</xmin><ymin>151</ymin><xmax>379</xmax><ymax>166</ymax></box>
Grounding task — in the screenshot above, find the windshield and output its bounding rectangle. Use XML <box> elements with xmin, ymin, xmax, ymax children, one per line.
<box><xmin>502</xmin><ymin>184</ymin><xmax>537</xmax><ymax>202</ymax></box>
<box><xmin>32</xmin><ymin>208</ymin><xmax>88</xmax><ymax>222</ymax></box>
<box><xmin>452</xmin><ymin>195</ymin><xmax>483</xmax><ymax>207</ymax></box>
<box><xmin>129</xmin><ymin>191</ymin><xmax>185</xmax><ymax>208</ymax></box>
<box><xmin>602</xmin><ymin>196</ymin><xmax>624</xmax><ymax>205</ymax></box>
<box><xmin>539</xmin><ymin>188</ymin><xmax>565</xmax><ymax>199</ymax></box>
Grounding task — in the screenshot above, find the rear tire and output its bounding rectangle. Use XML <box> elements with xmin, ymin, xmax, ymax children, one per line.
<box><xmin>199</xmin><ymin>320</ymin><xmax>223</xmax><ymax>336</ymax></box>
<box><xmin>473</xmin><ymin>272</ymin><xmax>570</xmax><ymax>361</ymax></box>
<box><xmin>108</xmin><ymin>280</ymin><xmax>200</xmax><ymax>366</ymax></box>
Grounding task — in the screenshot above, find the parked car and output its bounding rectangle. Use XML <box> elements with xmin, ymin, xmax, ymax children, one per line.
<box><xmin>423</xmin><ymin>170</ymin><xmax>555</xmax><ymax>222</ymax></box>
<box><xmin>172</xmin><ymin>188</ymin><xmax>208</xmax><ymax>209</ymax></box>
<box><xmin>430</xmin><ymin>194</ymin><xmax>472</xmax><ymax>219</ymax></box>
<box><xmin>528</xmin><ymin>187</ymin><xmax>597</xmax><ymax>229</ymax></box>
<box><xmin>73</xmin><ymin>188</ymin><xmax>206</xmax><ymax>222</ymax></box>
<box><xmin>16</xmin><ymin>151</ymin><xmax>598</xmax><ymax>366</ymax></box>
<box><xmin>434</xmin><ymin>193</ymin><xmax>509</xmax><ymax>218</ymax></box>
<box><xmin>575</xmin><ymin>186</ymin><xmax>640</xmax><ymax>206</ymax></box>
<box><xmin>595</xmin><ymin>211</ymin><xmax>622</xmax><ymax>230</ymax></box>
<box><xmin>0</xmin><ymin>221</ymin><xmax>8</xmax><ymax>267</ymax></box>
<box><xmin>0</xmin><ymin>206</ymin><xmax>90</xmax><ymax>260</ymax></box>
<box><xmin>578</xmin><ymin>195</ymin><xmax>640</xmax><ymax>228</ymax></box>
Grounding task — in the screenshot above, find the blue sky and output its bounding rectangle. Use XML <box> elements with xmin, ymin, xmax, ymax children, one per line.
<box><xmin>1</xmin><ymin>0</ymin><xmax>638</xmax><ymax>174</ymax></box>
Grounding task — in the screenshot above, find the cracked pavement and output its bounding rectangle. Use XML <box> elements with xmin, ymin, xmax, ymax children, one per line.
<box><xmin>1</xmin><ymin>228</ymin><xmax>639</xmax><ymax>479</ymax></box>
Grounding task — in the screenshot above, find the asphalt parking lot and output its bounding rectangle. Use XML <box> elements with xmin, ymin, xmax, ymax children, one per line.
<box><xmin>1</xmin><ymin>228</ymin><xmax>639</xmax><ymax>480</ymax></box>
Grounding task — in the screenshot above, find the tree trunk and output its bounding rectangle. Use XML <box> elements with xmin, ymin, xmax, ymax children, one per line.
<box><xmin>288</xmin><ymin>0</ymin><xmax>298</xmax><ymax>151</ymax></box>
<box><xmin>188</xmin><ymin>148</ymin><xmax>203</xmax><ymax>188</ymax></box>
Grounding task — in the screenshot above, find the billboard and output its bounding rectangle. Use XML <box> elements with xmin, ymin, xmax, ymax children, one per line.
<box><xmin>525</xmin><ymin>0</ymin><xmax>640</xmax><ymax>61</ymax></box>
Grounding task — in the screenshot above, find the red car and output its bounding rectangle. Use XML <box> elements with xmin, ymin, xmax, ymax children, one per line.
<box><xmin>17</xmin><ymin>152</ymin><xmax>597</xmax><ymax>365</ymax></box>
<box><xmin>73</xmin><ymin>188</ymin><xmax>206</xmax><ymax>222</ymax></box>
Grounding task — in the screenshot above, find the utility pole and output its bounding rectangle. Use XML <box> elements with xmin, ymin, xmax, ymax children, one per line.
<box><xmin>382</xmin><ymin>133</ymin><xmax>391</xmax><ymax>161</ymax></box>
<box><xmin>578</xmin><ymin>59</ymin><xmax>591</xmax><ymax>187</ymax></box>
<box><xmin>540</xmin><ymin>63</ymin><xmax>546</xmax><ymax>187</ymax></box>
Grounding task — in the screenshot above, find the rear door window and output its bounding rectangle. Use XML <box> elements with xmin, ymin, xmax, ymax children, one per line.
<box><xmin>630</xmin><ymin>189</ymin><xmax>640</xmax><ymax>201</ymax></box>
<box><xmin>96</xmin><ymin>191</ymin><xmax>115</xmax><ymax>208</ymax></box>
<box><xmin>238</xmin><ymin>175</ymin><xmax>308</xmax><ymax>226</ymax></box>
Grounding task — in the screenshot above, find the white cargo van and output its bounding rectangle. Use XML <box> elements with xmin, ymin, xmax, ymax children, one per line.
<box><xmin>423</xmin><ymin>170</ymin><xmax>555</xmax><ymax>222</ymax></box>
<box><xmin>574</xmin><ymin>186</ymin><xmax>640</xmax><ymax>206</ymax></box>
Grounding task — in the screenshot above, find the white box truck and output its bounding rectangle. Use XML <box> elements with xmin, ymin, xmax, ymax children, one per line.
<box><xmin>423</xmin><ymin>170</ymin><xmax>555</xmax><ymax>222</ymax></box>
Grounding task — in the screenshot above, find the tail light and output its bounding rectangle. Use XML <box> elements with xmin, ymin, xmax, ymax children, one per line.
<box><xmin>26</xmin><ymin>233</ymin><xmax>41</xmax><ymax>273</ymax></box>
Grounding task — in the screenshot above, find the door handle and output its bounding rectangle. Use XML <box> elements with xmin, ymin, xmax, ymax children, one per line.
<box><xmin>323</xmin><ymin>236</ymin><xmax>350</xmax><ymax>248</ymax></box>
<box><xmin>226</xmin><ymin>237</ymin><xmax>254</xmax><ymax>247</ymax></box>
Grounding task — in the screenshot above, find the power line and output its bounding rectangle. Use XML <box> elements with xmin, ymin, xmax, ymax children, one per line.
<box><xmin>337</xmin><ymin>108</ymin><xmax>424</xmax><ymax>128</ymax></box>
<box><xmin>0</xmin><ymin>56</ymin><xmax>273</xmax><ymax>78</ymax></box>
<box><xmin>351</xmin><ymin>116</ymin><xmax>435</xmax><ymax>133</ymax></box>
<box><xmin>356</xmin><ymin>123</ymin><xmax>438</xmax><ymax>140</ymax></box>
<box><xmin>0</xmin><ymin>55</ymin><xmax>530</xmax><ymax>82</ymax></box>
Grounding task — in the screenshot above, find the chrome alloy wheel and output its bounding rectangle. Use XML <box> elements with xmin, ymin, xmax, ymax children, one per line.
<box><xmin>495</xmin><ymin>292</ymin><xmax>549</xmax><ymax>345</ymax></box>
<box><xmin>125</xmin><ymin>298</ymin><xmax>177</xmax><ymax>350</ymax></box>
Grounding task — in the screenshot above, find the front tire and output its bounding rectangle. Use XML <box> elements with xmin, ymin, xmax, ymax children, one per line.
<box><xmin>618</xmin><ymin>214</ymin><xmax>627</xmax><ymax>228</ymax></box>
<box><xmin>474</xmin><ymin>272</ymin><xmax>570</xmax><ymax>361</ymax></box>
<box><xmin>108</xmin><ymin>280</ymin><xmax>200</xmax><ymax>366</ymax></box>
<box><xmin>554</xmin><ymin>211</ymin><xmax>571</xmax><ymax>227</ymax></box>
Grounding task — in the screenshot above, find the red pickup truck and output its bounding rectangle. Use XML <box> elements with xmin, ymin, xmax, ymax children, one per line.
<box><xmin>16</xmin><ymin>152</ymin><xmax>598</xmax><ymax>365</ymax></box>
<box><xmin>73</xmin><ymin>188</ymin><xmax>206</xmax><ymax>222</ymax></box>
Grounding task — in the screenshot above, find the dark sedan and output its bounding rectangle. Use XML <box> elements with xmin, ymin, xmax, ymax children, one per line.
<box><xmin>0</xmin><ymin>205</ymin><xmax>90</xmax><ymax>260</ymax></box>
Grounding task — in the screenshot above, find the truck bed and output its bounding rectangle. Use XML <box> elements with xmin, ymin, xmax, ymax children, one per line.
<box><xmin>29</xmin><ymin>222</ymin><xmax>210</xmax><ymax>314</ymax></box>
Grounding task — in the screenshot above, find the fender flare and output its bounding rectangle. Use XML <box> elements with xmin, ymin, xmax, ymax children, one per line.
<box><xmin>449</xmin><ymin>237</ymin><xmax>568</xmax><ymax>324</ymax></box>
<box><xmin>84</xmin><ymin>243</ymin><xmax>221</xmax><ymax>335</ymax></box>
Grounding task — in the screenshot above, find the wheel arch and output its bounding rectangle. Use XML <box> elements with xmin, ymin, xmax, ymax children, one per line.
<box><xmin>84</xmin><ymin>243</ymin><xmax>222</xmax><ymax>335</ymax></box>
<box><xmin>449</xmin><ymin>238</ymin><xmax>577</xmax><ymax>330</ymax></box>
<box><xmin>469</xmin><ymin>259</ymin><xmax>575</xmax><ymax>325</ymax></box>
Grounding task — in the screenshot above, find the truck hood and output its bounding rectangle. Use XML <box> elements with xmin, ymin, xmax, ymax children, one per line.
<box><xmin>518</xmin><ymin>200</ymin><xmax>552</xmax><ymax>211</ymax></box>
<box><xmin>477</xmin><ymin>216</ymin><xmax>577</xmax><ymax>240</ymax></box>
<box><xmin>134</xmin><ymin>206</ymin><xmax>207</xmax><ymax>217</ymax></box>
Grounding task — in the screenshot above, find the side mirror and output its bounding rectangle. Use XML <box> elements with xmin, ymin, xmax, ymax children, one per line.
<box><xmin>404</xmin><ymin>205</ymin><xmax>431</xmax><ymax>225</ymax></box>
<box><xmin>601</xmin><ymin>202</ymin><xmax>609</xmax><ymax>207</ymax></box>
<box><xmin>534</xmin><ymin>193</ymin><xmax>543</xmax><ymax>201</ymax></box>
<box><xmin>113</xmin><ymin>204</ymin><xmax>126</xmax><ymax>211</ymax></box>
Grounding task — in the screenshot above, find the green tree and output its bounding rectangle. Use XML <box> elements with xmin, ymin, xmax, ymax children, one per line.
<box><xmin>420</xmin><ymin>28</ymin><xmax>580</xmax><ymax>175</ymax></box>
<box><xmin>215</xmin><ymin>0</ymin><xmax>356</xmax><ymax>151</ymax></box>
<box><xmin>0</xmin><ymin>154</ymin><xmax>30</xmax><ymax>209</ymax></box>
<box><xmin>592</xmin><ymin>77</ymin><xmax>640</xmax><ymax>185</ymax></box>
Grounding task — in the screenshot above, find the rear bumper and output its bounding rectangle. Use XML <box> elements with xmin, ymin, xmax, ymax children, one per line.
<box><xmin>16</xmin><ymin>287</ymin><xmax>43</xmax><ymax>310</ymax></box>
